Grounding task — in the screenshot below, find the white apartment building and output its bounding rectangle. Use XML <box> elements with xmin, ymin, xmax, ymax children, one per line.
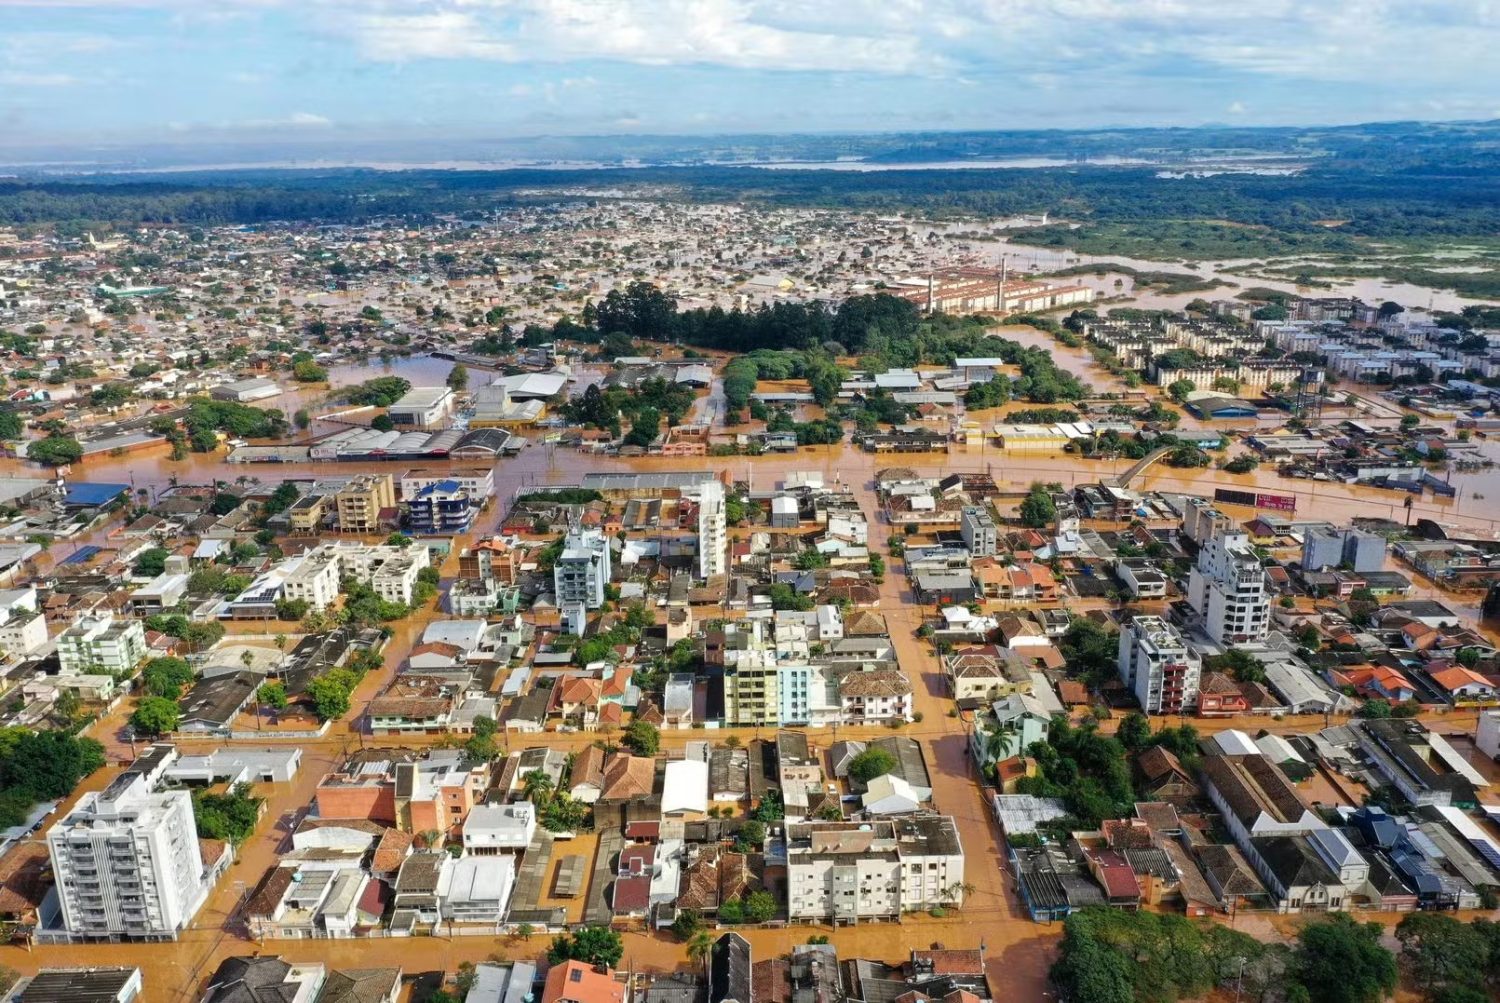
<box><xmin>959</xmin><ymin>506</ymin><xmax>998</xmax><ymax>558</ymax></box>
<box><xmin>554</xmin><ymin>527</ymin><xmax>611</xmax><ymax>609</ymax></box>
<box><xmin>280</xmin><ymin>550</ymin><xmax>342</xmax><ymax>610</ymax></box>
<box><xmin>57</xmin><ymin>615</ymin><xmax>147</xmax><ymax>676</ymax></box>
<box><xmin>785</xmin><ymin>817</ymin><xmax>964</xmax><ymax>923</ymax></box>
<box><xmin>400</xmin><ymin>468</ymin><xmax>495</xmax><ymax>502</ymax></box>
<box><xmin>47</xmin><ymin>748</ymin><xmax>213</xmax><ymax>940</ymax></box>
<box><xmin>1117</xmin><ymin>615</ymin><xmax>1202</xmax><ymax>715</ymax></box>
<box><xmin>332</xmin><ymin>542</ymin><xmax>430</xmax><ymax>606</ymax></box>
<box><xmin>369</xmin><ymin>552</ymin><xmax>427</xmax><ymax>606</ymax></box>
<box><xmin>1187</xmin><ymin>526</ymin><xmax>1271</xmax><ymax>646</ymax></box>
<box><xmin>0</xmin><ymin>586</ymin><xmax>48</xmax><ymax>656</ymax></box>
<box><xmin>697</xmin><ymin>481</ymin><xmax>727</xmax><ymax>579</ymax></box>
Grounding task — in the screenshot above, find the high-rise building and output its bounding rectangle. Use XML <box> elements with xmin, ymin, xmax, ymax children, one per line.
<box><xmin>46</xmin><ymin>747</ymin><xmax>211</xmax><ymax>940</ymax></box>
<box><xmin>1117</xmin><ymin>615</ymin><xmax>1202</xmax><ymax>715</ymax></box>
<box><xmin>56</xmin><ymin>615</ymin><xmax>147</xmax><ymax>676</ymax></box>
<box><xmin>1188</xmin><ymin>525</ymin><xmax>1270</xmax><ymax>645</ymax></box>
<box><xmin>1301</xmin><ymin>526</ymin><xmax>1345</xmax><ymax>572</ymax></box>
<box><xmin>335</xmin><ymin>473</ymin><xmax>396</xmax><ymax>534</ymax></box>
<box><xmin>407</xmin><ymin>479</ymin><xmax>477</xmax><ymax>535</ymax></box>
<box><xmin>698</xmin><ymin>481</ymin><xmax>727</xmax><ymax>579</ymax></box>
<box><xmin>553</xmin><ymin>527</ymin><xmax>611</xmax><ymax>609</ymax></box>
<box><xmin>959</xmin><ymin>506</ymin><xmax>998</xmax><ymax>558</ymax></box>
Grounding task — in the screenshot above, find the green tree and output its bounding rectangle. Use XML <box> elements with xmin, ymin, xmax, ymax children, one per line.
<box><xmin>744</xmin><ymin>889</ymin><xmax>777</xmax><ymax>923</ymax></box>
<box><xmin>717</xmin><ymin>898</ymin><xmax>745</xmax><ymax>924</ymax></box>
<box><xmin>1052</xmin><ymin>934</ymin><xmax>1133</xmax><ymax>1003</ymax></box>
<box><xmin>257</xmin><ymin>681</ymin><xmax>289</xmax><ymax>710</ymax></box>
<box><xmin>133</xmin><ymin>547</ymin><xmax>171</xmax><ymax>577</ymax></box>
<box><xmin>464</xmin><ymin>716</ymin><xmax>498</xmax><ymax>760</ymax></box>
<box><xmin>306</xmin><ymin>671</ymin><xmax>355</xmax><ymax>722</ymax></box>
<box><xmin>548</xmin><ymin>926</ymin><xmax>624</xmax><ymax>968</ymax></box>
<box><xmin>142</xmin><ymin>656</ymin><xmax>195</xmax><ymax>699</ymax></box>
<box><xmin>446</xmin><ymin>364</ymin><xmax>469</xmax><ymax>391</ymax></box>
<box><xmin>1116</xmin><ymin>712</ymin><xmax>1152</xmax><ymax>752</ymax></box>
<box><xmin>1167</xmin><ymin>379</ymin><xmax>1195</xmax><ymax>404</ymax></box>
<box><xmin>131</xmin><ymin>696</ymin><xmax>181</xmax><ymax>736</ymax></box>
<box><xmin>292</xmin><ymin>360</ymin><xmax>328</xmax><ymax>382</ymax></box>
<box><xmin>734</xmin><ymin>819</ymin><xmax>767</xmax><ymax>853</ymax></box>
<box><xmin>1395</xmin><ymin>912</ymin><xmax>1489</xmax><ymax>994</ymax></box>
<box><xmin>672</xmin><ymin>907</ymin><xmax>704</xmax><ymax>941</ymax></box>
<box><xmin>1293</xmin><ymin>914</ymin><xmax>1397</xmax><ymax>1003</ymax></box>
<box><xmin>0</xmin><ymin>729</ymin><xmax>105</xmax><ymax>801</ymax></box>
<box><xmin>192</xmin><ymin>783</ymin><xmax>263</xmax><ymax>844</ymax></box>
<box><xmin>522</xmin><ymin>769</ymin><xmax>555</xmax><ymax>807</ymax></box>
<box><xmin>623</xmin><ymin>719</ymin><xmax>660</xmax><ymax>756</ymax></box>
<box><xmin>848</xmin><ymin>746</ymin><xmax>897</xmax><ymax>785</ymax></box>
<box><xmin>24</xmin><ymin>434</ymin><xmax>83</xmax><ymax>466</ymax></box>
<box><xmin>1017</xmin><ymin>484</ymin><xmax>1056</xmax><ymax>528</ymax></box>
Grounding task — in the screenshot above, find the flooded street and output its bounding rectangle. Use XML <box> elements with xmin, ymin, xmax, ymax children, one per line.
<box><xmin>5</xmin><ymin>316</ymin><xmax>1496</xmax><ymax>1003</ymax></box>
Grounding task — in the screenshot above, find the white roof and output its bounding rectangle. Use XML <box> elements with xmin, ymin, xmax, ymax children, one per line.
<box><xmin>421</xmin><ymin>619</ymin><xmax>487</xmax><ymax>651</ymax></box>
<box><xmin>1427</xmin><ymin>732</ymin><xmax>1490</xmax><ymax>787</ymax></box>
<box><xmin>494</xmin><ymin>372</ymin><xmax>567</xmax><ymax>399</ymax></box>
<box><xmin>463</xmin><ymin>803</ymin><xmax>537</xmax><ymax>848</ymax></box>
<box><xmin>1213</xmin><ymin>729</ymin><xmax>1261</xmax><ymax>756</ymax></box>
<box><xmin>661</xmin><ymin>759</ymin><xmax>709</xmax><ymax>814</ymax></box>
<box><xmin>1254</xmin><ymin>733</ymin><xmax>1305</xmax><ymax>764</ymax></box>
<box><xmin>861</xmin><ymin>773</ymin><xmax>920</xmax><ymax>814</ymax></box>
<box><xmin>439</xmin><ymin>854</ymin><xmax>516</xmax><ymax>906</ymax></box>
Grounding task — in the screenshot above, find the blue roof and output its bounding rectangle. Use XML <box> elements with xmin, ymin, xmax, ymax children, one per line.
<box><xmin>417</xmin><ymin>479</ymin><xmax>463</xmax><ymax>495</ymax></box>
<box><xmin>59</xmin><ymin>545</ymin><xmax>101</xmax><ymax>565</ymax></box>
<box><xmin>64</xmin><ymin>482</ymin><xmax>129</xmax><ymax>506</ymax></box>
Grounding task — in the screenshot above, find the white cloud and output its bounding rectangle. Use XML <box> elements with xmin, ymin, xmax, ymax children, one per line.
<box><xmin>0</xmin><ymin>71</ymin><xmax>75</xmax><ymax>85</ymax></box>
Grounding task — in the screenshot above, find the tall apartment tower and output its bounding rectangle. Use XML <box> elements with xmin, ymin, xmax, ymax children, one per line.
<box><xmin>1118</xmin><ymin>615</ymin><xmax>1202</xmax><ymax>715</ymax></box>
<box><xmin>959</xmin><ymin>506</ymin><xmax>998</xmax><ymax>558</ymax></box>
<box><xmin>698</xmin><ymin>481</ymin><xmax>728</xmax><ymax>579</ymax></box>
<box><xmin>1187</xmin><ymin>524</ymin><xmax>1271</xmax><ymax>645</ymax></box>
<box><xmin>553</xmin><ymin>526</ymin><xmax>611</xmax><ymax>609</ymax></box>
<box><xmin>46</xmin><ymin>747</ymin><xmax>209</xmax><ymax>940</ymax></box>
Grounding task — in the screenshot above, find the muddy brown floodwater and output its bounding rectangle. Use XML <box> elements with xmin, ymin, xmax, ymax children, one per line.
<box><xmin>7</xmin><ymin>339</ymin><xmax>1500</xmax><ymax>1000</ymax></box>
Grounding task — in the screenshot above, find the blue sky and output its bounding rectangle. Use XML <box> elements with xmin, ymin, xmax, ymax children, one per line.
<box><xmin>1</xmin><ymin>0</ymin><xmax>1496</xmax><ymax>149</ymax></box>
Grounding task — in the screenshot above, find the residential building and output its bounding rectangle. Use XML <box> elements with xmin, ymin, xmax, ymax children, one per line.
<box><xmin>1187</xmin><ymin>524</ymin><xmax>1270</xmax><ymax>645</ymax></box>
<box><xmin>722</xmin><ymin>653</ymin><xmax>779</xmax><ymax>728</ymax></box>
<box><xmin>1117</xmin><ymin>616</ymin><xmax>1202</xmax><ymax>715</ymax></box>
<box><xmin>697</xmin><ymin>481</ymin><xmax>727</xmax><ymax>579</ymax></box>
<box><xmin>56</xmin><ymin>615</ymin><xmax>146</xmax><ymax>676</ymax></box>
<box><xmin>335</xmin><ymin>474</ymin><xmax>396</xmax><ymax>534</ymax></box>
<box><xmin>46</xmin><ymin>749</ymin><xmax>212</xmax><ymax>940</ymax></box>
<box><xmin>1354</xmin><ymin>718</ymin><xmax>1483</xmax><ymax>808</ymax></box>
<box><xmin>959</xmin><ymin>506</ymin><xmax>997</xmax><ymax>558</ymax></box>
<box><xmin>8</xmin><ymin>968</ymin><xmax>143</xmax><ymax>1003</ymax></box>
<box><xmin>709</xmin><ymin>933</ymin><xmax>751</xmax><ymax>1003</ymax></box>
<box><xmin>785</xmin><ymin>817</ymin><xmax>964</xmax><ymax>923</ymax></box>
<box><xmin>199</xmin><ymin>956</ymin><xmax>325</xmax><ymax>1003</ymax></box>
<box><xmin>400</xmin><ymin>468</ymin><xmax>495</xmax><ymax>502</ymax></box>
<box><xmin>543</xmin><ymin>961</ymin><xmax>625</xmax><ymax>1003</ymax></box>
<box><xmin>280</xmin><ymin>549</ymin><xmax>342</xmax><ymax>610</ymax></box>
<box><xmin>554</xmin><ymin>527</ymin><xmax>611</xmax><ymax>609</ymax></box>
<box><xmin>408</xmin><ymin>479</ymin><xmax>477</xmax><ymax>535</ymax></box>
<box><xmin>462</xmin><ymin>803</ymin><xmax>538</xmax><ymax>854</ymax></box>
<box><xmin>0</xmin><ymin>586</ymin><xmax>48</xmax><ymax>656</ymax></box>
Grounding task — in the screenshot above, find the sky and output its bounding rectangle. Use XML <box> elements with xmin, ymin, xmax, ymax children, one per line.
<box><xmin>1</xmin><ymin>0</ymin><xmax>1497</xmax><ymax>152</ymax></box>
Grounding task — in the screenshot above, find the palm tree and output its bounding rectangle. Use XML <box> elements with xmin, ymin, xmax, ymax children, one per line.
<box><xmin>522</xmin><ymin>769</ymin><xmax>554</xmax><ymax>808</ymax></box>
<box><xmin>687</xmin><ymin>931</ymin><xmax>714</xmax><ymax>975</ymax></box>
